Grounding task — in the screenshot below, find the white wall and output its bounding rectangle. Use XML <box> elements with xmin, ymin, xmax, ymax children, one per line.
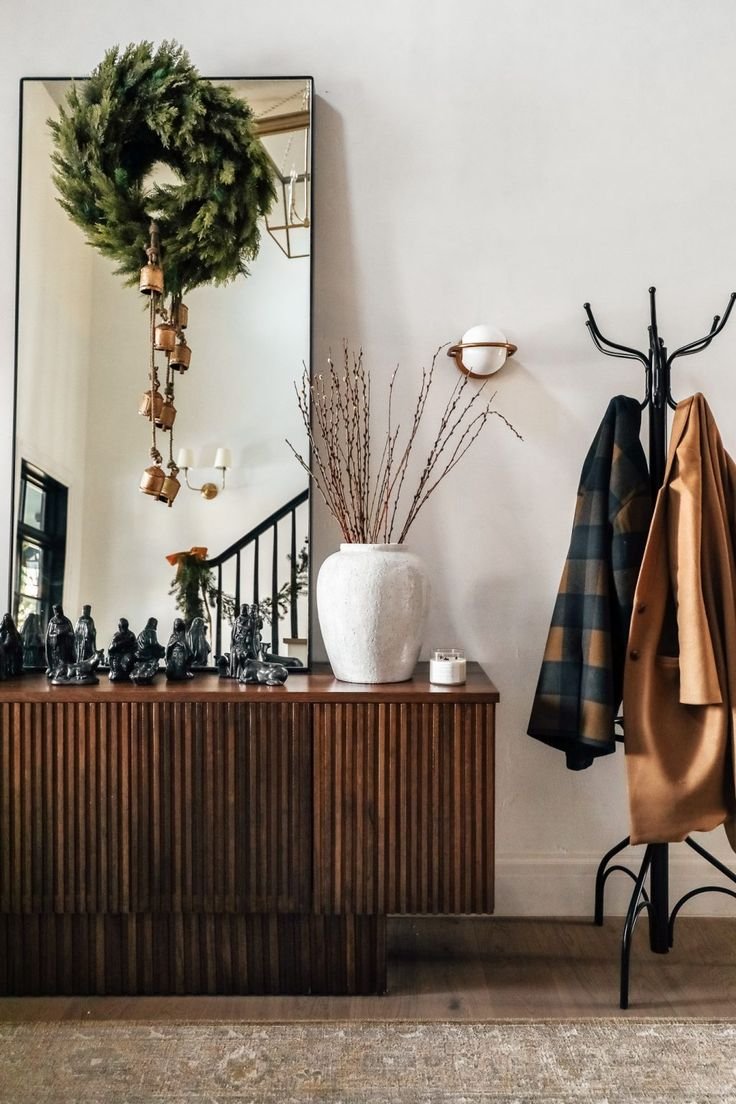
<box><xmin>77</xmin><ymin>218</ymin><xmax>309</xmax><ymax>639</ymax></box>
<box><xmin>3</xmin><ymin>0</ymin><xmax>736</xmax><ymax>915</ymax></box>
<box><xmin>15</xmin><ymin>82</ymin><xmax>94</xmax><ymax>617</ymax></box>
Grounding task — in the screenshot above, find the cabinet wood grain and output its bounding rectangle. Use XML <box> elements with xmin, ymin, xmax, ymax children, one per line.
<box><xmin>0</xmin><ymin>667</ymin><xmax>497</xmax><ymax>995</ymax></box>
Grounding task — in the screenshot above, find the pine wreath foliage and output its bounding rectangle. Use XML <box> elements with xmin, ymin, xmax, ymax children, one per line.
<box><xmin>49</xmin><ymin>41</ymin><xmax>276</xmax><ymax>297</ymax></box>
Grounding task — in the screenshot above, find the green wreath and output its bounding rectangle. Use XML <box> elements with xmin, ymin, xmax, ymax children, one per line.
<box><xmin>49</xmin><ymin>41</ymin><xmax>276</xmax><ymax>297</ymax></box>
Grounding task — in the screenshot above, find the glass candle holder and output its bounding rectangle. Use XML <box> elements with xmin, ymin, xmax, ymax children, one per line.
<box><xmin>429</xmin><ymin>648</ymin><xmax>466</xmax><ymax>685</ymax></box>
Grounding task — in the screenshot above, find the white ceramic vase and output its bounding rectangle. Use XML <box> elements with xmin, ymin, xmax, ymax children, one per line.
<box><xmin>317</xmin><ymin>543</ymin><xmax>430</xmax><ymax>683</ymax></box>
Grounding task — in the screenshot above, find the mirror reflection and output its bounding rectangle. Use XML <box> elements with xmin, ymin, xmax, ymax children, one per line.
<box><xmin>12</xmin><ymin>77</ymin><xmax>311</xmax><ymax>667</ymax></box>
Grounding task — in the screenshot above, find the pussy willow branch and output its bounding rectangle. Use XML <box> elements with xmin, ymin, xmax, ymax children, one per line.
<box><xmin>286</xmin><ymin>345</ymin><xmax>521</xmax><ymax>543</ymax></box>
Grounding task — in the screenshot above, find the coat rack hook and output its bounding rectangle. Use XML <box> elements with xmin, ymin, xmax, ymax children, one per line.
<box><xmin>649</xmin><ymin>286</ymin><xmax>660</xmax><ymax>349</ymax></box>
<box><xmin>667</xmin><ymin>293</ymin><xmax>736</xmax><ymax>369</ymax></box>
<box><xmin>583</xmin><ymin>302</ymin><xmax>649</xmax><ymax>369</ymax></box>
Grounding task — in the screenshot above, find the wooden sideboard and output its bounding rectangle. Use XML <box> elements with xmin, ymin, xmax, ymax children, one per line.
<box><xmin>0</xmin><ymin>665</ymin><xmax>497</xmax><ymax>996</ymax></box>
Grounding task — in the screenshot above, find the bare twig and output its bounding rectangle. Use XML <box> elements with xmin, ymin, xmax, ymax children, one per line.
<box><xmin>288</xmin><ymin>347</ymin><xmax>521</xmax><ymax>544</ymax></box>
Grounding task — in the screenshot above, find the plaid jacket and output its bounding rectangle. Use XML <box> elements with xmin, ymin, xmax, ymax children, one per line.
<box><xmin>528</xmin><ymin>396</ymin><xmax>652</xmax><ymax>770</ymax></box>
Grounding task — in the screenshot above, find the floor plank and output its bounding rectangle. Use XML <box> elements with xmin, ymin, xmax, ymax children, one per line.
<box><xmin>0</xmin><ymin>917</ymin><xmax>735</xmax><ymax>1021</ymax></box>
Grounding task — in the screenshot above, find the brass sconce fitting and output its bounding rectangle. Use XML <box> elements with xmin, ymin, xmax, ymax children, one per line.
<box><xmin>176</xmin><ymin>447</ymin><xmax>231</xmax><ymax>500</ymax></box>
<box><xmin>448</xmin><ymin>324</ymin><xmax>517</xmax><ymax>379</ymax></box>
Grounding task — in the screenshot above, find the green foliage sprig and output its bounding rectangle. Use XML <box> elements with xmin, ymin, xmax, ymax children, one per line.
<box><xmin>168</xmin><ymin>553</ymin><xmax>211</xmax><ymax>627</ymax></box>
<box><xmin>169</xmin><ymin>543</ymin><xmax>309</xmax><ymax>630</ymax></box>
<box><xmin>48</xmin><ymin>40</ymin><xmax>276</xmax><ymax>297</ymax></box>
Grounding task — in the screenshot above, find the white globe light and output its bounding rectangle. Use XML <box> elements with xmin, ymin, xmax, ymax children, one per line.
<box><xmin>460</xmin><ymin>324</ymin><xmax>509</xmax><ymax>377</ymax></box>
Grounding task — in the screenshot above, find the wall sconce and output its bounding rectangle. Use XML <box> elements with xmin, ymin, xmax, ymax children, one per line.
<box><xmin>448</xmin><ymin>324</ymin><xmax>517</xmax><ymax>379</ymax></box>
<box><xmin>176</xmin><ymin>447</ymin><xmax>231</xmax><ymax>500</ymax></box>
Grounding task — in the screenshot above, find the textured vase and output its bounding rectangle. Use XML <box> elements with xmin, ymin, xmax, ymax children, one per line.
<box><xmin>317</xmin><ymin>543</ymin><xmax>430</xmax><ymax>683</ymax></box>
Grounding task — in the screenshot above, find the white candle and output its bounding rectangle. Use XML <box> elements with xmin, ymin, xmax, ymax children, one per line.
<box><xmin>176</xmin><ymin>447</ymin><xmax>194</xmax><ymax>469</ymax></box>
<box><xmin>214</xmin><ymin>447</ymin><xmax>232</xmax><ymax>469</ymax></box>
<box><xmin>429</xmin><ymin>649</ymin><xmax>467</xmax><ymax>685</ymax></box>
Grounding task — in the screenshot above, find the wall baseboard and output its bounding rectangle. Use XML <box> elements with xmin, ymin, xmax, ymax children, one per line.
<box><xmin>495</xmin><ymin>844</ymin><xmax>736</xmax><ymax>917</ymax></box>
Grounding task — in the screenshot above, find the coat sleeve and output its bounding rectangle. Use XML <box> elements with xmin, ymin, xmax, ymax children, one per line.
<box><xmin>667</xmin><ymin>418</ymin><xmax>722</xmax><ymax>706</ymax></box>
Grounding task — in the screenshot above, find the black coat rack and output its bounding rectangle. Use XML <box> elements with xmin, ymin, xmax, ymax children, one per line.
<box><xmin>584</xmin><ymin>286</ymin><xmax>736</xmax><ymax>1009</ymax></box>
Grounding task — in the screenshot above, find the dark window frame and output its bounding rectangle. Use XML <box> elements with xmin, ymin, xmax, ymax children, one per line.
<box><xmin>14</xmin><ymin>460</ymin><xmax>68</xmax><ymax>625</ymax></box>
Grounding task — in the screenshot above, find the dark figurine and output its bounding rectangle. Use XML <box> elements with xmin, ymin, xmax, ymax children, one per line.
<box><xmin>0</xmin><ymin>613</ymin><xmax>24</xmax><ymax>677</ymax></box>
<box><xmin>74</xmin><ymin>605</ymin><xmax>97</xmax><ymax>663</ymax></box>
<box><xmin>45</xmin><ymin>604</ymin><xmax>75</xmax><ymax>677</ymax></box>
<box><xmin>235</xmin><ymin>605</ymin><xmax>289</xmax><ymax>686</ymax></box>
<box><xmin>187</xmin><ymin>616</ymin><xmax>211</xmax><ymax>667</ymax></box>
<box><xmin>165</xmin><ymin>617</ymin><xmax>194</xmax><ymax>680</ymax></box>
<box><xmin>130</xmin><ymin>658</ymin><xmax>160</xmax><ymax>685</ymax></box>
<box><xmin>20</xmin><ymin>613</ymin><xmax>45</xmax><ymax>668</ymax></box>
<box><xmin>229</xmin><ymin>603</ymin><xmax>252</xmax><ymax>678</ymax></box>
<box><xmin>255</xmin><ymin>661</ymin><xmax>289</xmax><ymax>686</ymax></box>
<box><xmin>136</xmin><ymin>617</ymin><xmax>165</xmax><ymax>661</ymax></box>
<box><xmin>131</xmin><ymin>617</ymin><xmax>165</xmax><ymax>684</ymax></box>
<box><xmin>51</xmin><ymin>653</ymin><xmax>100</xmax><ymax>686</ymax></box>
<box><xmin>108</xmin><ymin>618</ymin><xmax>138</xmax><ymax>682</ymax></box>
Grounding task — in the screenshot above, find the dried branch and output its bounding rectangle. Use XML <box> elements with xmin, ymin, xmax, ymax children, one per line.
<box><xmin>288</xmin><ymin>344</ymin><xmax>522</xmax><ymax>544</ymax></box>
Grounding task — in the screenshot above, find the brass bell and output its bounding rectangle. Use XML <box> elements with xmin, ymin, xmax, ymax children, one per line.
<box><xmin>139</xmin><ymin>389</ymin><xmax>164</xmax><ymax>421</ymax></box>
<box><xmin>171</xmin><ymin>301</ymin><xmax>188</xmax><ymax>329</ymax></box>
<box><xmin>140</xmin><ymin>464</ymin><xmax>166</xmax><ymax>497</ymax></box>
<box><xmin>156</xmin><ymin>400</ymin><xmax>176</xmax><ymax>430</ymax></box>
<box><xmin>139</xmin><ymin>263</ymin><xmax>164</xmax><ymax>295</ymax></box>
<box><xmin>158</xmin><ymin>472</ymin><xmax>181</xmax><ymax>507</ymax></box>
<box><xmin>170</xmin><ymin>337</ymin><xmax>191</xmax><ymax>373</ymax></box>
<box><xmin>154</xmin><ymin>321</ymin><xmax>177</xmax><ymax>352</ymax></box>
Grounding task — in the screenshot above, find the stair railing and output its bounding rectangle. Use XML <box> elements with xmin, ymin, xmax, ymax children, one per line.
<box><xmin>203</xmin><ymin>488</ymin><xmax>308</xmax><ymax>659</ymax></box>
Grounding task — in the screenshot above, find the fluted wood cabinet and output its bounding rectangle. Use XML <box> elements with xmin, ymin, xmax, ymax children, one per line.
<box><xmin>0</xmin><ymin>667</ymin><xmax>497</xmax><ymax>995</ymax></box>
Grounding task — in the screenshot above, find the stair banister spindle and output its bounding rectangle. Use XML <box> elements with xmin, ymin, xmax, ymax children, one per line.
<box><xmin>290</xmin><ymin>507</ymin><xmax>299</xmax><ymax>639</ymax></box>
<box><xmin>271</xmin><ymin>523</ymin><xmax>279</xmax><ymax>654</ymax></box>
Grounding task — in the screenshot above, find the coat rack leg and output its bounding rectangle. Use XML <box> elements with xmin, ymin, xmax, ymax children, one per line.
<box><xmin>620</xmin><ymin>845</ymin><xmax>654</xmax><ymax>1010</ymax></box>
<box><xmin>647</xmin><ymin>843</ymin><xmax>670</xmax><ymax>953</ymax></box>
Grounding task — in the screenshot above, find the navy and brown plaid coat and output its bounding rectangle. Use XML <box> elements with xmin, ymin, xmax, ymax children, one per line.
<box><xmin>528</xmin><ymin>396</ymin><xmax>652</xmax><ymax>770</ymax></box>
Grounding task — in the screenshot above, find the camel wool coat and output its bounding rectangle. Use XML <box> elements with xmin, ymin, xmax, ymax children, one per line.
<box><xmin>624</xmin><ymin>393</ymin><xmax>736</xmax><ymax>850</ymax></box>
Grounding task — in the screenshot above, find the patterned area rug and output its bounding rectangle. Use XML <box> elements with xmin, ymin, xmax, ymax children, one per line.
<box><xmin>0</xmin><ymin>1020</ymin><xmax>735</xmax><ymax>1103</ymax></box>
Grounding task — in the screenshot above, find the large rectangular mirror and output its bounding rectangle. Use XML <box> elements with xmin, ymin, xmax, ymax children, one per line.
<box><xmin>10</xmin><ymin>76</ymin><xmax>312</xmax><ymax>668</ymax></box>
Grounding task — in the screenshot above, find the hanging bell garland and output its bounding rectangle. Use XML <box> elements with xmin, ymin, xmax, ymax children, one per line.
<box><xmin>140</xmin><ymin>463</ymin><xmax>166</xmax><ymax>497</ymax></box>
<box><xmin>154</xmin><ymin>321</ymin><xmax>177</xmax><ymax>352</ymax></box>
<box><xmin>171</xmin><ymin>300</ymin><xmax>188</xmax><ymax>329</ymax></box>
<box><xmin>139</xmin><ymin>386</ymin><xmax>164</xmax><ymax>421</ymax></box>
<box><xmin>170</xmin><ymin>335</ymin><xmax>192</xmax><ymax>373</ymax></box>
<box><xmin>156</xmin><ymin>396</ymin><xmax>177</xmax><ymax>430</ymax></box>
<box><xmin>136</xmin><ymin>222</ymin><xmax>194</xmax><ymax>505</ymax></box>
<box><xmin>158</xmin><ymin>465</ymin><xmax>181</xmax><ymax>507</ymax></box>
<box><xmin>139</xmin><ymin>221</ymin><xmax>164</xmax><ymax>294</ymax></box>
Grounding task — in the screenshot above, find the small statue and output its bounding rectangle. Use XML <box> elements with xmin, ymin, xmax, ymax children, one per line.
<box><xmin>74</xmin><ymin>605</ymin><xmax>97</xmax><ymax>663</ymax></box>
<box><xmin>255</xmin><ymin>660</ymin><xmax>289</xmax><ymax>686</ymax></box>
<box><xmin>131</xmin><ymin>617</ymin><xmax>165</xmax><ymax>685</ymax></box>
<box><xmin>0</xmin><ymin>613</ymin><xmax>24</xmax><ymax>677</ymax></box>
<box><xmin>108</xmin><ymin>618</ymin><xmax>138</xmax><ymax>682</ymax></box>
<box><xmin>187</xmin><ymin>616</ymin><xmax>211</xmax><ymax>667</ymax></box>
<box><xmin>165</xmin><ymin>617</ymin><xmax>194</xmax><ymax>680</ymax></box>
<box><xmin>51</xmin><ymin>653</ymin><xmax>100</xmax><ymax>686</ymax></box>
<box><xmin>20</xmin><ymin>613</ymin><xmax>45</xmax><ymax>668</ymax></box>
<box><xmin>45</xmin><ymin>604</ymin><xmax>75</xmax><ymax>677</ymax></box>
<box><xmin>229</xmin><ymin>603</ymin><xmax>252</xmax><ymax>678</ymax></box>
<box><xmin>251</xmin><ymin>607</ymin><xmax>264</xmax><ymax>658</ymax></box>
<box><xmin>236</xmin><ymin>605</ymin><xmax>289</xmax><ymax>686</ymax></box>
<box><xmin>136</xmin><ymin>617</ymin><xmax>165</xmax><ymax>662</ymax></box>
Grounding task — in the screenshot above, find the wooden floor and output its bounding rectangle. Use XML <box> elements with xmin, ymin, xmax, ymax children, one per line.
<box><xmin>0</xmin><ymin>917</ymin><xmax>735</xmax><ymax>1021</ymax></box>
